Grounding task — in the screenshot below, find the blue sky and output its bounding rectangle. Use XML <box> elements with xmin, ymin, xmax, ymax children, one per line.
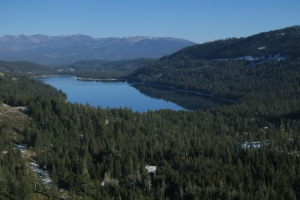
<box><xmin>1</xmin><ymin>0</ymin><xmax>299</xmax><ymax>43</ymax></box>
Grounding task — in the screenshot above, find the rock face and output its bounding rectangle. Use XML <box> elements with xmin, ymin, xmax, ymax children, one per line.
<box><xmin>0</xmin><ymin>35</ymin><xmax>195</xmax><ymax>64</ymax></box>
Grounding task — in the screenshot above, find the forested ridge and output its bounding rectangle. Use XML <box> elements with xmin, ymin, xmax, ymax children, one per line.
<box><xmin>0</xmin><ymin>73</ymin><xmax>66</xmax><ymax>199</ymax></box>
<box><xmin>1</xmin><ymin>71</ymin><xmax>300</xmax><ymax>199</ymax></box>
<box><xmin>128</xmin><ymin>26</ymin><xmax>300</xmax><ymax>100</ymax></box>
<box><xmin>57</xmin><ymin>58</ymin><xmax>154</xmax><ymax>79</ymax></box>
<box><xmin>165</xmin><ymin>26</ymin><xmax>300</xmax><ymax>60</ymax></box>
<box><xmin>0</xmin><ymin>61</ymin><xmax>54</xmax><ymax>77</ymax></box>
<box><xmin>0</xmin><ymin>26</ymin><xmax>300</xmax><ymax>199</ymax></box>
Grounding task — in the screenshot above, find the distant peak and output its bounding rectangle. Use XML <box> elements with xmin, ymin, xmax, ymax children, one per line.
<box><xmin>0</xmin><ymin>34</ymin><xmax>194</xmax><ymax>43</ymax></box>
<box><xmin>0</xmin><ymin>34</ymin><xmax>194</xmax><ymax>64</ymax></box>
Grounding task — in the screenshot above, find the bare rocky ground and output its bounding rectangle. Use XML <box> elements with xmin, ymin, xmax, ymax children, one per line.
<box><xmin>0</xmin><ymin>103</ymin><xmax>29</xmax><ymax>142</ymax></box>
<box><xmin>0</xmin><ymin>104</ymin><xmax>72</xmax><ymax>199</ymax></box>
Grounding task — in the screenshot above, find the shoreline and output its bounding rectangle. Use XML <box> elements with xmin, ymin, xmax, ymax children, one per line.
<box><xmin>76</xmin><ymin>77</ymin><xmax>127</xmax><ymax>82</ymax></box>
<box><xmin>34</xmin><ymin>74</ymin><xmax>75</xmax><ymax>79</ymax></box>
<box><xmin>37</xmin><ymin>74</ymin><xmax>235</xmax><ymax>104</ymax></box>
<box><xmin>128</xmin><ymin>81</ymin><xmax>236</xmax><ymax>104</ymax></box>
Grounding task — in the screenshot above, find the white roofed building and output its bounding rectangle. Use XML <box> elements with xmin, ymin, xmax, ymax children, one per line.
<box><xmin>145</xmin><ymin>165</ymin><xmax>157</xmax><ymax>173</ymax></box>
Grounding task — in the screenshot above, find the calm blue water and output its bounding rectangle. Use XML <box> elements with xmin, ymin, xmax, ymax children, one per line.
<box><xmin>41</xmin><ymin>76</ymin><xmax>185</xmax><ymax>112</ymax></box>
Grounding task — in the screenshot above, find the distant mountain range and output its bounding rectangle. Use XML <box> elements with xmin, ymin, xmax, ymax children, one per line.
<box><xmin>0</xmin><ymin>35</ymin><xmax>194</xmax><ymax>65</ymax></box>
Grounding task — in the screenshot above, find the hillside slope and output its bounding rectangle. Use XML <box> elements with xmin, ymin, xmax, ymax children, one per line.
<box><xmin>167</xmin><ymin>25</ymin><xmax>300</xmax><ymax>60</ymax></box>
<box><xmin>0</xmin><ymin>60</ymin><xmax>53</xmax><ymax>76</ymax></box>
<box><xmin>58</xmin><ymin>58</ymin><xmax>155</xmax><ymax>79</ymax></box>
<box><xmin>1</xmin><ymin>69</ymin><xmax>300</xmax><ymax>199</ymax></box>
<box><xmin>128</xmin><ymin>26</ymin><xmax>300</xmax><ymax>102</ymax></box>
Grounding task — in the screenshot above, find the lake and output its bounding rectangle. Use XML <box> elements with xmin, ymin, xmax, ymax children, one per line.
<box><xmin>40</xmin><ymin>76</ymin><xmax>229</xmax><ymax>112</ymax></box>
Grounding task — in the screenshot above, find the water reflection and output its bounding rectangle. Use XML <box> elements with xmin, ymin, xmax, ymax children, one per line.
<box><xmin>40</xmin><ymin>76</ymin><xmax>231</xmax><ymax>112</ymax></box>
<box><xmin>131</xmin><ymin>84</ymin><xmax>231</xmax><ymax>111</ymax></box>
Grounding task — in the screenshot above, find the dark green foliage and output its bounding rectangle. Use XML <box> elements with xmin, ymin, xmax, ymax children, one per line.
<box><xmin>129</xmin><ymin>58</ymin><xmax>300</xmax><ymax>103</ymax></box>
<box><xmin>128</xmin><ymin>26</ymin><xmax>300</xmax><ymax>115</ymax></box>
<box><xmin>0</xmin><ymin>60</ymin><xmax>54</xmax><ymax>76</ymax></box>
<box><xmin>1</xmin><ymin>68</ymin><xmax>300</xmax><ymax>199</ymax></box>
<box><xmin>0</xmin><ymin>127</ymin><xmax>35</xmax><ymax>199</ymax></box>
<box><xmin>0</xmin><ymin>72</ymin><xmax>66</xmax><ymax>199</ymax></box>
<box><xmin>18</xmin><ymin>96</ymin><xmax>300</xmax><ymax>200</ymax></box>
<box><xmin>166</xmin><ymin>26</ymin><xmax>300</xmax><ymax>60</ymax></box>
<box><xmin>57</xmin><ymin>58</ymin><xmax>155</xmax><ymax>79</ymax></box>
<box><xmin>0</xmin><ymin>73</ymin><xmax>66</xmax><ymax>106</ymax></box>
<box><xmin>1</xmin><ymin>26</ymin><xmax>300</xmax><ymax>199</ymax></box>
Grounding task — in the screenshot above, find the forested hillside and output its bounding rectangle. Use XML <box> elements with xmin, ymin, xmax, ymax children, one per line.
<box><xmin>23</xmin><ymin>96</ymin><xmax>300</xmax><ymax>199</ymax></box>
<box><xmin>167</xmin><ymin>26</ymin><xmax>300</xmax><ymax>60</ymax></box>
<box><xmin>0</xmin><ymin>73</ymin><xmax>66</xmax><ymax>199</ymax></box>
<box><xmin>0</xmin><ymin>26</ymin><xmax>300</xmax><ymax>199</ymax></box>
<box><xmin>58</xmin><ymin>58</ymin><xmax>154</xmax><ymax>79</ymax></box>
<box><xmin>128</xmin><ymin>26</ymin><xmax>300</xmax><ymax>102</ymax></box>
<box><xmin>0</xmin><ymin>60</ymin><xmax>53</xmax><ymax>76</ymax></box>
<box><xmin>1</xmin><ymin>73</ymin><xmax>300</xmax><ymax>199</ymax></box>
<box><xmin>0</xmin><ymin>73</ymin><xmax>65</xmax><ymax>105</ymax></box>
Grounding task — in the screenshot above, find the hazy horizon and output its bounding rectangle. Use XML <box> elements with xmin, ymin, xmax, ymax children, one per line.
<box><xmin>0</xmin><ymin>24</ymin><xmax>299</xmax><ymax>44</ymax></box>
<box><xmin>1</xmin><ymin>0</ymin><xmax>300</xmax><ymax>43</ymax></box>
<box><xmin>0</xmin><ymin>34</ymin><xmax>196</xmax><ymax>43</ymax></box>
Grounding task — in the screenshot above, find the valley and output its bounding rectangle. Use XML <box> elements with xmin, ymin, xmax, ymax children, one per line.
<box><xmin>0</xmin><ymin>26</ymin><xmax>300</xmax><ymax>199</ymax></box>
<box><xmin>40</xmin><ymin>76</ymin><xmax>187</xmax><ymax>112</ymax></box>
